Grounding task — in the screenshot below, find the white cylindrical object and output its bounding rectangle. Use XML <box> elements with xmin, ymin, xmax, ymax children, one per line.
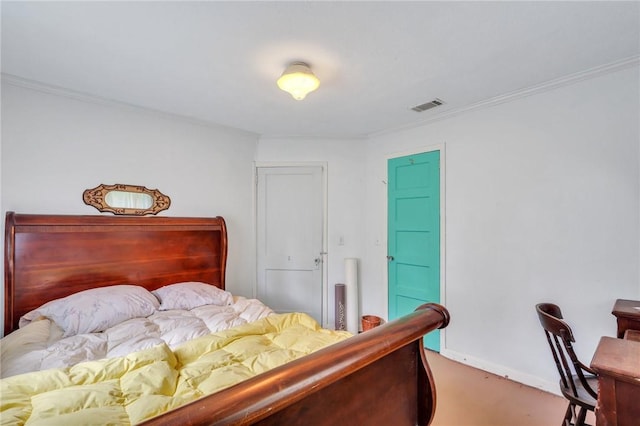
<box><xmin>345</xmin><ymin>258</ymin><xmax>359</xmax><ymax>334</ymax></box>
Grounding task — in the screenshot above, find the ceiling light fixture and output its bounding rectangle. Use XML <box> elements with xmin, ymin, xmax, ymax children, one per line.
<box><xmin>277</xmin><ymin>62</ymin><xmax>320</xmax><ymax>100</ymax></box>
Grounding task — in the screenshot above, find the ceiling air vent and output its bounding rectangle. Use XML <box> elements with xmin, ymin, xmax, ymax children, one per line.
<box><xmin>411</xmin><ymin>98</ymin><xmax>444</xmax><ymax>112</ymax></box>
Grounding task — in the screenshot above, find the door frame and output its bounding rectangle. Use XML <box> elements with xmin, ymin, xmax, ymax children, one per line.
<box><xmin>253</xmin><ymin>161</ymin><xmax>329</xmax><ymax>327</ymax></box>
<box><xmin>384</xmin><ymin>144</ymin><xmax>446</xmax><ymax>349</ymax></box>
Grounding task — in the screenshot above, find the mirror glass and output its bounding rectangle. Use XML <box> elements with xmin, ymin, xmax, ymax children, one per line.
<box><xmin>105</xmin><ymin>190</ymin><xmax>154</xmax><ymax>209</ymax></box>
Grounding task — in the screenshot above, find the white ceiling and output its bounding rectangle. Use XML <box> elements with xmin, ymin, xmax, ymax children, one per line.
<box><xmin>2</xmin><ymin>1</ymin><xmax>639</xmax><ymax>138</ymax></box>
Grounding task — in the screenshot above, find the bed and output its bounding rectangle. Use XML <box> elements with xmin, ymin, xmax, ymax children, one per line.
<box><xmin>2</xmin><ymin>211</ymin><xmax>450</xmax><ymax>425</ymax></box>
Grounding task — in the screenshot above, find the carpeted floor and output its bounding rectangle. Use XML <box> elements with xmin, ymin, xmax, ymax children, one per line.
<box><xmin>426</xmin><ymin>351</ymin><xmax>584</xmax><ymax>426</ymax></box>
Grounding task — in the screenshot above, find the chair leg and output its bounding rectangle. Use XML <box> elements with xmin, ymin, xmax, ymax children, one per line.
<box><xmin>563</xmin><ymin>403</ymin><xmax>574</xmax><ymax>426</ymax></box>
<box><xmin>575</xmin><ymin>406</ymin><xmax>587</xmax><ymax>426</ymax></box>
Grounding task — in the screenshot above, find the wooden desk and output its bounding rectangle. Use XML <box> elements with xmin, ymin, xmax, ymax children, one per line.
<box><xmin>623</xmin><ymin>329</ymin><xmax>640</xmax><ymax>342</ymax></box>
<box><xmin>612</xmin><ymin>299</ymin><xmax>640</xmax><ymax>338</ymax></box>
<box><xmin>590</xmin><ymin>336</ymin><xmax>640</xmax><ymax>426</ymax></box>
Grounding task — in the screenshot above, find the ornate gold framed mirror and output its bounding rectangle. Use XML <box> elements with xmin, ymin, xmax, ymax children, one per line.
<box><xmin>83</xmin><ymin>184</ymin><xmax>171</xmax><ymax>216</ymax></box>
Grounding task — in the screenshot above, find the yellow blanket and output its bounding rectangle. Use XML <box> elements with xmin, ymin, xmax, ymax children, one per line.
<box><xmin>1</xmin><ymin>313</ymin><xmax>351</xmax><ymax>425</ymax></box>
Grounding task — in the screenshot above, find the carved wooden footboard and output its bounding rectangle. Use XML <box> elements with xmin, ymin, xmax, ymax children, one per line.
<box><xmin>143</xmin><ymin>303</ymin><xmax>450</xmax><ymax>426</ymax></box>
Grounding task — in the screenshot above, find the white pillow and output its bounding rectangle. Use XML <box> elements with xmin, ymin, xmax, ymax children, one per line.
<box><xmin>152</xmin><ymin>282</ymin><xmax>233</xmax><ymax>311</ymax></box>
<box><xmin>19</xmin><ymin>285</ymin><xmax>160</xmax><ymax>337</ymax></box>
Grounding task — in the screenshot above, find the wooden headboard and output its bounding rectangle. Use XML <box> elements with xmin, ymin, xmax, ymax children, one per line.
<box><xmin>4</xmin><ymin>212</ymin><xmax>227</xmax><ymax>335</ymax></box>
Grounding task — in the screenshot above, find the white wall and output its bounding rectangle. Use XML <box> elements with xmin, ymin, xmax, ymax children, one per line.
<box><xmin>365</xmin><ymin>65</ymin><xmax>640</xmax><ymax>392</ymax></box>
<box><xmin>254</xmin><ymin>137</ymin><xmax>367</xmax><ymax>328</ymax></box>
<box><xmin>0</xmin><ymin>82</ymin><xmax>260</xmax><ymax>332</ymax></box>
<box><xmin>2</xmin><ymin>64</ymin><xmax>639</xmax><ymax>394</ymax></box>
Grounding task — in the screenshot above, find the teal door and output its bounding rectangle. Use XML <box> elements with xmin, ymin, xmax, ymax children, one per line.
<box><xmin>388</xmin><ymin>151</ymin><xmax>441</xmax><ymax>351</ymax></box>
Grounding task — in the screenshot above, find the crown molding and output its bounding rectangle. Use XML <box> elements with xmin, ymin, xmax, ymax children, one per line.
<box><xmin>0</xmin><ymin>73</ymin><xmax>259</xmax><ymax>137</ymax></box>
<box><xmin>370</xmin><ymin>55</ymin><xmax>640</xmax><ymax>138</ymax></box>
<box><xmin>3</xmin><ymin>55</ymin><xmax>638</xmax><ymax>140</ymax></box>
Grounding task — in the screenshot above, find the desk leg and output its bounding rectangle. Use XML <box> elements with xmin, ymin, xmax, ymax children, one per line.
<box><xmin>596</xmin><ymin>376</ymin><xmax>616</xmax><ymax>426</ymax></box>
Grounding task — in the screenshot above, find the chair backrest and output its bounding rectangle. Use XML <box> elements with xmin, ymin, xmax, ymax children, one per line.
<box><xmin>535</xmin><ymin>303</ymin><xmax>598</xmax><ymax>399</ymax></box>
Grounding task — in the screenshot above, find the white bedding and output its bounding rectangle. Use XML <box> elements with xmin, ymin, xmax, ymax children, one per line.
<box><xmin>0</xmin><ymin>295</ymin><xmax>274</xmax><ymax>379</ymax></box>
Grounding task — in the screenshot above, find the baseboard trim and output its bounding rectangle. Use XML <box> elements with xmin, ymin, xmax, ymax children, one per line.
<box><xmin>439</xmin><ymin>348</ymin><xmax>562</xmax><ymax>397</ymax></box>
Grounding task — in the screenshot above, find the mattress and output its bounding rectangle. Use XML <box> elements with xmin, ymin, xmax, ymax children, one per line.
<box><xmin>0</xmin><ymin>283</ymin><xmax>274</xmax><ymax>378</ymax></box>
<box><xmin>1</xmin><ymin>312</ymin><xmax>352</xmax><ymax>425</ymax></box>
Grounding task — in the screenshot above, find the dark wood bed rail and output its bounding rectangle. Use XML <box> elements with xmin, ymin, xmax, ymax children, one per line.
<box><xmin>142</xmin><ymin>303</ymin><xmax>450</xmax><ymax>426</ymax></box>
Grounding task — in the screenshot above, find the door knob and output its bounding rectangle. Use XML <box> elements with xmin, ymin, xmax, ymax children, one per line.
<box><xmin>387</xmin><ymin>255</ymin><xmax>394</xmax><ymax>261</ymax></box>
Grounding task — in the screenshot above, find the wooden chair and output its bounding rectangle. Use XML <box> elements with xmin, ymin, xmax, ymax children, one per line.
<box><xmin>535</xmin><ymin>303</ymin><xmax>598</xmax><ymax>426</ymax></box>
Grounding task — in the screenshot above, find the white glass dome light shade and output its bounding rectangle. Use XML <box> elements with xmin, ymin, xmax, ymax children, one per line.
<box><xmin>277</xmin><ymin>62</ymin><xmax>320</xmax><ymax>100</ymax></box>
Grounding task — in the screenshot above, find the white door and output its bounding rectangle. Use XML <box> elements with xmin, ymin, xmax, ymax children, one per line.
<box><xmin>256</xmin><ymin>166</ymin><xmax>324</xmax><ymax>323</ymax></box>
